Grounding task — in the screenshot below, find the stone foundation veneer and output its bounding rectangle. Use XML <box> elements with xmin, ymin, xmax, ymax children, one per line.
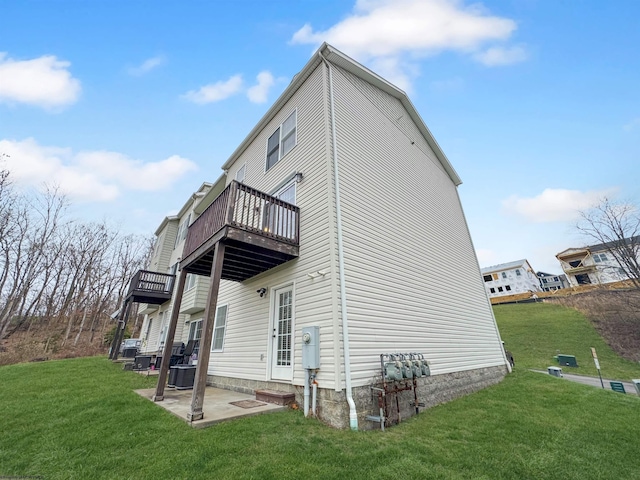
<box><xmin>207</xmin><ymin>364</ymin><xmax>508</xmax><ymax>430</ymax></box>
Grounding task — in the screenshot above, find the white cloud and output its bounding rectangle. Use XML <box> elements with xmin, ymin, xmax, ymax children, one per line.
<box><xmin>0</xmin><ymin>138</ymin><xmax>197</xmax><ymax>202</ymax></box>
<box><xmin>291</xmin><ymin>0</ymin><xmax>523</xmax><ymax>88</ymax></box>
<box><xmin>502</xmin><ymin>188</ymin><xmax>617</xmax><ymax>223</ymax></box>
<box><xmin>247</xmin><ymin>71</ymin><xmax>275</xmax><ymax>103</ymax></box>
<box><xmin>128</xmin><ymin>55</ymin><xmax>166</xmax><ymax>76</ymax></box>
<box><xmin>0</xmin><ymin>53</ymin><xmax>81</xmax><ymax>109</ymax></box>
<box><xmin>473</xmin><ymin>45</ymin><xmax>527</xmax><ymax>66</ymax></box>
<box><xmin>182</xmin><ymin>75</ymin><xmax>243</xmax><ymax>104</ymax></box>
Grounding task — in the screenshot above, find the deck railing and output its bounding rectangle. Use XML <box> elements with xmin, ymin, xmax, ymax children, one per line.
<box><xmin>127</xmin><ymin>270</ymin><xmax>176</xmax><ymax>297</ymax></box>
<box><xmin>183</xmin><ymin>180</ymin><xmax>300</xmax><ymax>261</ymax></box>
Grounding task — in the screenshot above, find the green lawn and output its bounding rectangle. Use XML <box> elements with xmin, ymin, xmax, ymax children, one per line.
<box><xmin>494</xmin><ymin>302</ymin><xmax>640</xmax><ymax>380</ymax></box>
<box><xmin>1</xmin><ymin>353</ymin><xmax>639</xmax><ymax>479</ymax></box>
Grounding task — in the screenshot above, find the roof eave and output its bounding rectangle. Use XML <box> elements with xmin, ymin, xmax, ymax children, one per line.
<box><xmin>221</xmin><ymin>43</ymin><xmax>462</xmax><ymax>187</ymax></box>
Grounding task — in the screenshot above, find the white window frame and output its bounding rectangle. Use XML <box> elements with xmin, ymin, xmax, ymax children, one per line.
<box><xmin>593</xmin><ymin>253</ymin><xmax>608</xmax><ymax>263</ymax></box>
<box><xmin>174</xmin><ymin>214</ymin><xmax>191</xmax><ymax>248</ymax></box>
<box><xmin>144</xmin><ymin>318</ymin><xmax>153</xmax><ymax>345</ymax></box>
<box><xmin>185</xmin><ymin>273</ymin><xmax>197</xmax><ymax>291</ymax></box>
<box><xmin>235</xmin><ymin>164</ymin><xmax>246</xmax><ymax>183</ymax></box>
<box><xmin>265</xmin><ymin>109</ymin><xmax>297</xmax><ymax>172</ymax></box>
<box><xmin>158</xmin><ymin>311</ymin><xmax>168</xmax><ymax>349</ymax></box>
<box><xmin>211</xmin><ymin>304</ymin><xmax>228</xmax><ymax>352</ymax></box>
<box><xmin>152</xmin><ymin>233</ymin><xmax>164</xmax><ymax>259</ymax></box>
<box><xmin>188</xmin><ymin>318</ymin><xmax>202</xmax><ymax>342</ymax></box>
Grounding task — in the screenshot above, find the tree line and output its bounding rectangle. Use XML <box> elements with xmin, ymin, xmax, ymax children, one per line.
<box><xmin>0</xmin><ymin>168</ymin><xmax>152</xmax><ymax>352</ymax></box>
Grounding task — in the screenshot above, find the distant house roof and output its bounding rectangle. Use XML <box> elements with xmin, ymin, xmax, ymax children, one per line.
<box><xmin>556</xmin><ymin>235</ymin><xmax>640</xmax><ymax>257</ymax></box>
<box><xmin>537</xmin><ymin>271</ymin><xmax>559</xmax><ymax>277</ymax></box>
<box><xmin>480</xmin><ymin>259</ymin><xmax>530</xmax><ymax>274</ymax></box>
<box><xmin>588</xmin><ymin>235</ymin><xmax>640</xmax><ymax>253</ymax></box>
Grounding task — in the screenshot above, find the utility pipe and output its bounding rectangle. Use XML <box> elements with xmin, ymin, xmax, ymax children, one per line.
<box><xmin>312</xmin><ymin>377</ymin><xmax>318</xmax><ymax>417</ymax></box>
<box><xmin>318</xmin><ymin>50</ymin><xmax>358</xmax><ymax>430</ymax></box>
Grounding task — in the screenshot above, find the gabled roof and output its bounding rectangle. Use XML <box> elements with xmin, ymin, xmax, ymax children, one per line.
<box><xmin>589</xmin><ymin>235</ymin><xmax>640</xmax><ymax>253</ymax></box>
<box><xmin>221</xmin><ymin>43</ymin><xmax>462</xmax><ymax>186</ymax></box>
<box><xmin>480</xmin><ymin>259</ymin><xmax>531</xmax><ymax>274</ymax></box>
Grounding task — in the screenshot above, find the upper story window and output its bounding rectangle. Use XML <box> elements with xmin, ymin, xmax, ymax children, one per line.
<box><xmin>235</xmin><ymin>164</ymin><xmax>246</xmax><ymax>183</ymax></box>
<box><xmin>266</xmin><ymin>110</ymin><xmax>297</xmax><ymax>171</ymax></box>
<box><xmin>483</xmin><ymin>275</ymin><xmax>492</xmax><ymax>282</ymax></box>
<box><xmin>501</xmin><ymin>272</ymin><xmax>507</xmax><ymax>279</ymax></box>
<box><xmin>152</xmin><ymin>233</ymin><xmax>164</xmax><ymax>259</ymax></box>
<box><xmin>515</xmin><ymin>269</ymin><xmax>521</xmax><ymax>276</ymax></box>
<box><xmin>174</xmin><ymin>214</ymin><xmax>191</xmax><ymax>248</ymax></box>
<box><xmin>593</xmin><ymin>253</ymin><xmax>608</xmax><ymax>263</ymax></box>
<box><xmin>185</xmin><ymin>273</ymin><xmax>197</xmax><ymax>291</ymax></box>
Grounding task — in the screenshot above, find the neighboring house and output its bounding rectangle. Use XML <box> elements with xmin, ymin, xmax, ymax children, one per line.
<box><xmin>556</xmin><ymin>236</ymin><xmax>640</xmax><ymax>287</ymax></box>
<box><xmin>122</xmin><ymin>43</ymin><xmax>510</xmax><ymax>430</ymax></box>
<box><xmin>480</xmin><ymin>259</ymin><xmax>542</xmax><ymax>299</ymax></box>
<box><xmin>136</xmin><ymin>182</ymin><xmax>216</xmax><ymax>355</ymax></box>
<box><xmin>536</xmin><ymin>271</ymin><xmax>569</xmax><ymax>292</ymax></box>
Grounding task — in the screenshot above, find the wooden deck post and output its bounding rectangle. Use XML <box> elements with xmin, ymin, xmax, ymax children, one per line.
<box><xmin>153</xmin><ymin>269</ymin><xmax>188</xmax><ymax>402</ymax></box>
<box><xmin>188</xmin><ymin>241</ymin><xmax>226</xmax><ymax>422</ymax></box>
<box><xmin>109</xmin><ymin>299</ymin><xmax>132</xmax><ymax>360</ymax></box>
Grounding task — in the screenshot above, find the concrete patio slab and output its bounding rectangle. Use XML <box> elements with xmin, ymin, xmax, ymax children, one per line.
<box><xmin>135</xmin><ymin>386</ymin><xmax>287</xmax><ymax>428</ymax></box>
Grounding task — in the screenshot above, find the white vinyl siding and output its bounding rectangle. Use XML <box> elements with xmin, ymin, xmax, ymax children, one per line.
<box><xmin>200</xmin><ymin>58</ymin><xmax>505</xmax><ymax>392</ymax></box>
<box><xmin>330</xmin><ymin>65</ymin><xmax>506</xmax><ymax>385</ymax></box>
<box><xmin>179</xmin><ymin>276</ymin><xmax>210</xmax><ymax>315</ymax></box>
<box><xmin>149</xmin><ymin>220</ymin><xmax>178</xmax><ymax>273</ymax></box>
<box><xmin>210</xmin><ymin>64</ymin><xmax>339</xmax><ymax>388</ymax></box>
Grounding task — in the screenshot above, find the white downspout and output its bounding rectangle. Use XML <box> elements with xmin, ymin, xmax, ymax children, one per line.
<box><xmin>304</xmin><ymin>369</ymin><xmax>310</xmax><ymax>417</ymax></box>
<box><xmin>319</xmin><ymin>51</ymin><xmax>358</xmax><ymax>430</ymax></box>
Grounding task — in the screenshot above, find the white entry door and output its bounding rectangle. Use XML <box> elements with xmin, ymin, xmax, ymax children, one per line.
<box><xmin>270</xmin><ymin>285</ymin><xmax>294</xmax><ymax>381</ymax></box>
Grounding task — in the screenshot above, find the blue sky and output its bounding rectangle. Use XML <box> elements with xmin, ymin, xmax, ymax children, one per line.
<box><xmin>1</xmin><ymin>0</ymin><xmax>639</xmax><ymax>274</ymax></box>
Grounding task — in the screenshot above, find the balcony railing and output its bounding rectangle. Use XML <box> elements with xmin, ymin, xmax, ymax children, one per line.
<box><xmin>180</xmin><ymin>181</ymin><xmax>300</xmax><ymax>281</ymax></box>
<box><xmin>126</xmin><ymin>270</ymin><xmax>176</xmax><ymax>304</ymax></box>
<box><xmin>182</xmin><ymin>180</ymin><xmax>300</xmax><ymax>262</ymax></box>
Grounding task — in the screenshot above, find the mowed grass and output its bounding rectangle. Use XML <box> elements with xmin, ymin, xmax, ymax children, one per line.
<box><xmin>494</xmin><ymin>302</ymin><xmax>640</xmax><ymax>380</ymax></box>
<box><xmin>0</xmin><ymin>354</ymin><xmax>639</xmax><ymax>479</ymax></box>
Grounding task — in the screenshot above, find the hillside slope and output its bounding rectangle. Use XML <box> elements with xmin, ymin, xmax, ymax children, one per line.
<box><xmin>494</xmin><ymin>302</ymin><xmax>640</xmax><ymax>380</ymax></box>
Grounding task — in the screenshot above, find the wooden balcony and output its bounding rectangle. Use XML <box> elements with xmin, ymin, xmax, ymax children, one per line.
<box><xmin>181</xmin><ymin>181</ymin><xmax>300</xmax><ymax>281</ymax></box>
<box><xmin>126</xmin><ymin>270</ymin><xmax>176</xmax><ymax>304</ymax></box>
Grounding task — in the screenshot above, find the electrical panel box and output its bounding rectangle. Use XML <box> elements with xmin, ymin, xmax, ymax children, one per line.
<box><xmin>301</xmin><ymin>326</ymin><xmax>320</xmax><ymax>369</ymax></box>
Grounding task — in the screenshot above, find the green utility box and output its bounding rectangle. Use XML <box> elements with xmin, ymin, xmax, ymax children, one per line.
<box><xmin>610</xmin><ymin>381</ymin><xmax>626</xmax><ymax>394</ymax></box>
<box><xmin>557</xmin><ymin>354</ymin><xmax>578</xmax><ymax>367</ymax></box>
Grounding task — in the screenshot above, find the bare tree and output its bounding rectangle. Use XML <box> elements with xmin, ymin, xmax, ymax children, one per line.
<box><xmin>0</xmin><ymin>167</ymin><xmax>154</xmax><ymax>361</ymax></box>
<box><xmin>578</xmin><ymin>198</ymin><xmax>640</xmax><ymax>289</ymax></box>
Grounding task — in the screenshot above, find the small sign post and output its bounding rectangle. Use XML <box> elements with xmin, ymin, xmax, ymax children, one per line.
<box><xmin>591</xmin><ymin>347</ymin><xmax>604</xmax><ymax>388</ymax></box>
